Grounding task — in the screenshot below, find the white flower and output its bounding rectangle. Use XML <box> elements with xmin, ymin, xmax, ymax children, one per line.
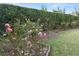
<box><xmin>21</xmin><ymin>50</ymin><xmax>24</xmax><ymax>54</ymax></box>
<box><xmin>35</xmin><ymin>29</ymin><xmax>38</xmax><ymax>31</ymax></box>
<box><xmin>12</xmin><ymin>37</ymin><xmax>16</xmax><ymax>40</ymax></box>
<box><xmin>28</xmin><ymin>30</ymin><xmax>32</xmax><ymax>34</ymax></box>
<box><xmin>3</xmin><ymin>34</ymin><xmax>7</xmax><ymax>36</ymax></box>
<box><xmin>44</xmin><ymin>33</ymin><xmax>46</xmax><ymax>36</ymax></box>
<box><xmin>41</xmin><ymin>24</ymin><xmax>43</xmax><ymax>27</ymax></box>
<box><xmin>5</xmin><ymin>23</ymin><xmax>11</xmax><ymax>28</ymax></box>
<box><xmin>25</xmin><ymin>37</ymin><xmax>27</xmax><ymax>40</ymax></box>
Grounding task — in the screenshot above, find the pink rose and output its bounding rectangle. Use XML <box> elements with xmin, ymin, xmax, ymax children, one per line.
<box><xmin>6</xmin><ymin>27</ymin><xmax>13</xmax><ymax>33</ymax></box>
<box><xmin>38</xmin><ymin>32</ymin><xmax>43</xmax><ymax>38</ymax></box>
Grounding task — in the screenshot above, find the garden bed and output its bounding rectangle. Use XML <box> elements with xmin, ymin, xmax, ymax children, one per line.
<box><xmin>0</xmin><ymin>40</ymin><xmax>51</xmax><ymax>56</ymax></box>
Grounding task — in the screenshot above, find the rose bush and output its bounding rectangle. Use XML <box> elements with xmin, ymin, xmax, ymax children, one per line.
<box><xmin>0</xmin><ymin>18</ymin><xmax>47</xmax><ymax>56</ymax></box>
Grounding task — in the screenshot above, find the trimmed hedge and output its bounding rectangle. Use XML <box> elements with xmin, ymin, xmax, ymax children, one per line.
<box><xmin>0</xmin><ymin>4</ymin><xmax>79</xmax><ymax>34</ymax></box>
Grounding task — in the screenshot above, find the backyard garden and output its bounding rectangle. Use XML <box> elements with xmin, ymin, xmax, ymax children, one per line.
<box><xmin>0</xmin><ymin>4</ymin><xmax>79</xmax><ymax>56</ymax></box>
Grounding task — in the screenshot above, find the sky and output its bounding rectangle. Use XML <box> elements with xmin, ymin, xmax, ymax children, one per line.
<box><xmin>12</xmin><ymin>3</ymin><xmax>79</xmax><ymax>14</ymax></box>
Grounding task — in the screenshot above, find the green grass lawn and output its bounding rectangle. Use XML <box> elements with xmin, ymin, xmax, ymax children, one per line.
<box><xmin>43</xmin><ymin>29</ymin><xmax>79</xmax><ymax>56</ymax></box>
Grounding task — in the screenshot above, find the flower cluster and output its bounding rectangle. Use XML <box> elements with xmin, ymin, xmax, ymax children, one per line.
<box><xmin>37</xmin><ymin>32</ymin><xmax>47</xmax><ymax>39</ymax></box>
